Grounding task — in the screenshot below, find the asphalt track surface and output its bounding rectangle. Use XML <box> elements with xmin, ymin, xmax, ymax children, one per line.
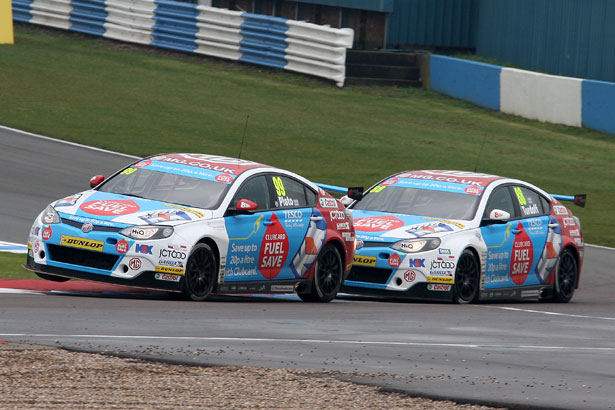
<box><xmin>2</xmin><ymin>127</ymin><xmax>614</xmax><ymax>410</ymax></box>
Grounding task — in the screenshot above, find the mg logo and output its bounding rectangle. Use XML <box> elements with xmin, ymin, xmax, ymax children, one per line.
<box><xmin>81</xmin><ymin>223</ymin><xmax>93</xmax><ymax>233</ymax></box>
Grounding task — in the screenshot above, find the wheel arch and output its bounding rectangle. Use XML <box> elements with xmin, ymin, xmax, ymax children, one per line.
<box><xmin>324</xmin><ymin>238</ymin><xmax>347</xmax><ymax>269</ymax></box>
<box><xmin>561</xmin><ymin>244</ymin><xmax>581</xmax><ymax>289</ymax></box>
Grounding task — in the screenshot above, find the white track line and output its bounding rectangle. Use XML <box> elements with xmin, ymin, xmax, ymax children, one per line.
<box><xmin>1</xmin><ymin>333</ymin><xmax>614</xmax><ymax>352</ymax></box>
<box><xmin>479</xmin><ymin>305</ymin><xmax>615</xmax><ymax>321</ymax></box>
<box><xmin>0</xmin><ymin>125</ymin><xmax>139</xmax><ymax>159</ymax></box>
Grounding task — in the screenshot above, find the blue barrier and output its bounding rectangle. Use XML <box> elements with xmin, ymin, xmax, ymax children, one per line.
<box><xmin>430</xmin><ymin>55</ymin><xmax>501</xmax><ymax>111</ymax></box>
<box><xmin>12</xmin><ymin>0</ymin><xmax>33</xmax><ymax>22</ymax></box>
<box><xmin>239</xmin><ymin>14</ymin><xmax>289</xmax><ymax>69</ymax></box>
<box><xmin>582</xmin><ymin>80</ymin><xmax>615</xmax><ymax>135</ymax></box>
<box><xmin>152</xmin><ymin>0</ymin><xmax>199</xmax><ymax>53</ymax></box>
<box><xmin>12</xmin><ymin>0</ymin><xmax>352</xmax><ymax>86</ymax></box>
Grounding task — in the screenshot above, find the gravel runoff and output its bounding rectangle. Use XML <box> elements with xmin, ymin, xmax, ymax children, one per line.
<box><xmin>0</xmin><ymin>343</ymin><xmax>506</xmax><ymax>410</ymax></box>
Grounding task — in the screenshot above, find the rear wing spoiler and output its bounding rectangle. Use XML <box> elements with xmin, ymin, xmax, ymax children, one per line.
<box><xmin>316</xmin><ymin>183</ymin><xmax>364</xmax><ymax>201</ymax></box>
<box><xmin>552</xmin><ymin>194</ymin><xmax>586</xmax><ymax>208</ymax></box>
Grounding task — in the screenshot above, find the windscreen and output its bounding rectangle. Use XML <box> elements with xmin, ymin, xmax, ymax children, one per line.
<box><xmin>98</xmin><ymin>168</ymin><xmax>230</xmax><ymax>209</ymax></box>
<box><xmin>353</xmin><ymin>186</ymin><xmax>480</xmax><ymax>220</ymax></box>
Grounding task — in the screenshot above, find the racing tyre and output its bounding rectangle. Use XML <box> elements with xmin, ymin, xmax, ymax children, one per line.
<box><xmin>35</xmin><ymin>272</ymin><xmax>70</xmax><ymax>282</ymax></box>
<box><xmin>181</xmin><ymin>243</ymin><xmax>217</xmax><ymax>301</ymax></box>
<box><xmin>453</xmin><ymin>250</ymin><xmax>480</xmax><ymax>304</ymax></box>
<box><xmin>552</xmin><ymin>249</ymin><xmax>577</xmax><ymax>303</ymax></box>
<box><xmin>298</xmin><ymin>244</ymin><xmax>343</xmax><ymax>303</ymax></box>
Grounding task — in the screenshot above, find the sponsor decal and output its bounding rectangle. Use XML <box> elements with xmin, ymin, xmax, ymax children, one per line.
<box><xmin>342</xmin><ymin>232</ymin><xmax>354</xmax><ymax>242</ymax></box>
<box><xmin>259</xmin><ymin>214</ymin><xmax>289</xmax><ymax>279</ymax></box>
<box><xmin>521</xmin><ymin>289</ymin><xmax>540</xmax><ymax>298</ymax></box>
<box><xmin>42</xmin><ymin>226</ymin><xmax>53</xmax><ymax>241</ymax></box>
<box><xmin>510</xmin><ymin>222</ymin><xmax>533</xmax><ymax>285</ymax></box>
<box><xmin>59</xmin><ymin>235</ymin><xmax>104</xmax><ymax>252</ymax></box>
<box><xmin>336</xmin><ymin>222</ymin><xmax>350</xmax><ymax>230</ymax></box>
<box><xmin>158</xmin><ymin>259</ymin><xmax>184</xmax><ymax>268</ymax></box>
<box><xmin>319</xmin><ymin>197</ymin><xmax>338</xmax><ymax>208</ymax></box>
<box><xmin>354</xmin><ymin>255</ymin><xmax>377</xmax><ymax>267</ymax></box>
<box><xmin>464</xmin><ymin>185</ymin><xmax>482</xmax><ymax>195</ymax></box>
<box><xmin>33</xmin><ymin>240</ymin><xmax>40</xmax><ymax>254</ymax></box>
<box><xmin>403</xmin><ymin>270</ymin><xmax>417</xmax><ymax>282</ymax></box>
<box><xmin>388</xmin><ymin>253</ymin><xmax>401</xmax><ymax>268</ymax></box>
<box><xmin>427</xmin><ymin>276</ymin><xmax>454</xmax><ymax>284</ymax></box>
<box><xmin>427</xmin><ymin>283</ymin><xmax>451</xmax><ymax>291</ymax></box>
<box><xmin>133</xmin><ymin>160</ymin><xmax>152</xmax><ymax>168</ymax></box>
<box><xmin>81</xmin><ymin>223</ymin><xmax>93</xmax><ymax>233</ymax></box>
<box><xmin>80</xmin><ymin>199</ymin><xmax>140</xmax><ymax>216</ymax></box>
<box><xmin>553</xmin><ymin>205</ymin><xmax>568</xmax><ymax>216</ymax></box>
<box><xmin>354</xmin><ymin>216</ymin><xmax>404</xmax><ymax>232</ymax></box>
<box><xmin>155</xmin><ymin>265</ymin><xmax>185</xmax><ymax>275</ymax></box>
<box><xmin>381</xmin><ymin>178</ymin><xmax>398</xmax><ymax>186</ymax></box>
<box><xmin>159</xmin><ymin>248</ymin><xmax>187</xmax><ymax>260</ymax></box>
<box><xmin>562</xmin><ymin>217</ymin><xmax>576</xmax><ymax>228</ymax></box>
<box><xmin>574</xmin><ymin>238</ymin><xmax>583</xmax><ymax>246</ymax></box>
<box><xmin>568</xmin><ymin>229</ymin><xmax>580</xmax><ymax>237</ymax></box>
<box><xmin>406</xmin><ymin>222</ymin><xmax>454</xmax><ymax>238</ymax></box>
<box><xmin>283</xmin><ymin>210</ymin><xmax>303</xmax><ymax>220</ymax></box>
<box><xmin>271</xmin><ymin>285</ymin><xmax>295</xmax><ymax>292</ymax></box>
<box><xmin>163</xmin><ymin>204</ymin><xmax>205</xmax><ymax>218</ymax></box>
<box><xmin>140</xmin><ymin>210</ymin><xmax>191</xmax><ymax>224</ymax></box>
<box><xmin>135</xmin><ymin>244</ymin><xmax>153</xmax><ymax>254</ymax></box>
<box><xmin>215</xmin><ymin>174</ymin><xmax>234</xmax><ymax>184</ymax></box>
<box><xmin>55</xmin><ymin>194</ymin><xmax>82</xmax><ymax>207</ymax></box>
<box><xmin>329</xmin><ymin>210</ymin><xmax>346</xmax><ymax>221</ymax></box>
<box><xmin>430</xmin><ymin>260</ymin><xmax>455</xmax><ymax>270</ymax></box>
<box><xmin>128</xmin><ymin>258</ymin><xmax>142</xmax><ymax>270</ymax></box>
<box><xmin>154</xmin><ymin>272</ymin><xmax>181</xmax><ymax>282</ymax></box>
<box><xmin>408</xmin><ymin>258</ymin><xmax>426</xmax><ymax>268</ymax></box>
<box><xmin>439</xmin><ymin>248</ymin><xmax>451</xmax><ymax>255</ymax></box>
<box><xmin>116</xmin><ymin>239</ymin><xmax>130</xmax><ymax>254</ymax></box>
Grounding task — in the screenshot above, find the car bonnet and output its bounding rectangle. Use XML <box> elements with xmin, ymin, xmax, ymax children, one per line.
<box><xmin>351</xmin><ymin>209</ymin><xmax>471</xmax><ymax>243</ymax></box>
<box><xmin>52</xmin><ymin>190</ymin><xmax>212</xmax><ymax>227</ymax></box>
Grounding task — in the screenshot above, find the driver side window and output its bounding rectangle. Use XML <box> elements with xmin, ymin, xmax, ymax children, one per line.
<box><xmin>232</xmin><ymin>176</ymin><xmax>271</xmax><ymax>211</ymax></box>
<box><xmin>484</xmin><ymin>186</ymin><xmax>516</xmax><ymax>219</ymax></box>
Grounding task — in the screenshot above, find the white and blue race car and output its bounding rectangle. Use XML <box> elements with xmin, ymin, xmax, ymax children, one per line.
<box><xmin>326</xmin><ymin>170</ymin><xmax>585</xmax><ymax>303</ymax></box>
<box><xmin>25</xmin><ymin>153</ymin><xmax>356</xmax><ymax>302</ymax></box>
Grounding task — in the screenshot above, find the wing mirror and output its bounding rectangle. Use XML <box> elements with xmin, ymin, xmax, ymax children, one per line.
<box><xmin>229</xmin><ymin>199</ymin><xmax>259</xmax><ymax>215</ymax></box>
<box><xmin>347</xmin><ymin>187</ymin><xmax>364</xmax><ymax>201</ymax></box>
<box><xmin>488</xmin><ymin>209</ymin><xmax>510</xmax><ymax>222</ymax></box>
<box><xmin>90</xmin><ymin>175</ymin><xmax>105</xmax><ymax>188</ymax></box>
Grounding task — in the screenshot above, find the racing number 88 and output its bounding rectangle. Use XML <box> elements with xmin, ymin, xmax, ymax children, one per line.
<box><xmin>273</xmin><ymin>177</ymin><xmax>286</xmax><ymax>196</ymax></box>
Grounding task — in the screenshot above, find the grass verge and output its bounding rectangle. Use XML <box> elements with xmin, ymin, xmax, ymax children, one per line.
<box><xmin>1</xmin><ymin>23</ymin><xmax>613</xmax><ymax>258</ymax></box>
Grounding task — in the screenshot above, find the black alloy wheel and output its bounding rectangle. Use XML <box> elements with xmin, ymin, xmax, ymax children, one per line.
<box><xmin>298</xmin><ymin>244</ymin><xmax>343</xmax><ymax>303</ymax></box>
<box><xmin>182</xmin><ymin>243</ymin><xmax>217</xmax><ymax>301</ymax></box>
<box><xmin>552</xmin><ymin>249</ymin><xmax>577</xmax><ymax>303</ymax></box>
<box><xmin>453</xmin><ymin>249</ymin><xmax>480</xmax><ymax>304</ymax></box>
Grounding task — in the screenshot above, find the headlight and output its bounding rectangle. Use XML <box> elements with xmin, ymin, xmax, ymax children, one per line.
<box><xmin>391</xmin><ymin>238</ymin><xmax>441</xmax><ymax>253</ymax></box>
<box><xmin>40</xmin><ymin>206</ymin><xmax>60</xmax><ymax>224</ymax></box>
<box><xmin>120</xmin><ymin>226</ymin><xmax>174</xmax><ymax>240</ymax></box>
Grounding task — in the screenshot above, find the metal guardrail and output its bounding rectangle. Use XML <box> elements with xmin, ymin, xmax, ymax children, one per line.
<box><xmin>12</xmin><ymin>0</ymin><xmax>354</xmax><ymax>86</ymax></box>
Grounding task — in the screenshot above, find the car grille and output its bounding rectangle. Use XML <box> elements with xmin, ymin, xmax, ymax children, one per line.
<box><xmin>61</xmin><ymin>218</ymin><xmax>122</xmax><ymax>232</ymax></box>
<box><xmin>47</xmin><ymin>244</ymin><xmax>119</xmax><ymax>270</ymax></box>
<box><xmin>347</xmin><ymin>266</ymin><xmax>393</xmax><ymax>284</ymax></box>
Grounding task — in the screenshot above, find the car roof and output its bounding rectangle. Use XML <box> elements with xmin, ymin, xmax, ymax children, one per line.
<box><xmin>390</xmin><ymin>170</ymin><xmax>506</xmax><ymax>188</ymax></box>
<box><xmin>143</xmin><ymin>153</ymin><xmax>273</xmax><ymax>176</ymax></box>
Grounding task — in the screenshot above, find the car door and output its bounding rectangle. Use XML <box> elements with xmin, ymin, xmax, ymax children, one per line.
<box><xmin>265</xmin><ymin>174</ymin><xmax>318</xmax><ymax>281</ymax></box>
<box><xmin>224</xmin><ymin>174</ymin><xmax>318</xmax><ymax>282</ymax></box>
<box><xmin>224</xmin><ymin>175</ymin><xmax>274</xmax><ymax>282</ymax></box>
<box><xmin>481</xmin><ymin>185</ymin><xmax>550</xmax><ymax>289</ymax></box>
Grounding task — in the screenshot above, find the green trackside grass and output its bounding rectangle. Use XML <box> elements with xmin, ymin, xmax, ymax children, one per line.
<box><xmin>0</xmin><ymin>253</ymin><xmax>38</xmax><ymax>280</ymax></box>
<box><xmin>0</xmin><ymin>23</ymin><xmax>613</xmax><ymax>265</ymax></box>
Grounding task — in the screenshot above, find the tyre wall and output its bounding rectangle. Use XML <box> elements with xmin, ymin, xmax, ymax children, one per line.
<box><xmin>11</xmin><ymin>0</ymin><xmax>353</xmax><ymax>86</ymax></box>
<box><xmin>429</xmin><ymin>55</ymin><xmax>615</xmax><ymax>135</ymax></box>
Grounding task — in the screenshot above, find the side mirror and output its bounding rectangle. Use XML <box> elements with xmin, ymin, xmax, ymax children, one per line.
<box><xmin>90</xmin><ymin>175</ymin><xmax>105</xmax><ymax>188</ymax></box>
<box><xmin>340</xmin><ymin>195</ymin><xmax>354</xmax><ymax>207</ymax></box>
<box><xmin>488</xmin><ymin>209</ymin><xmax>510</xmax><ymax>222</ymax></box>
<box><xmin>347</xmin><ymin>187</ymin><xmax>364</xmax><ymax>201</ymax></box>
<box><xmin>229</xmin><ymin>199</ymin><xmax>258</xmax><ymax>215</ymax></box>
